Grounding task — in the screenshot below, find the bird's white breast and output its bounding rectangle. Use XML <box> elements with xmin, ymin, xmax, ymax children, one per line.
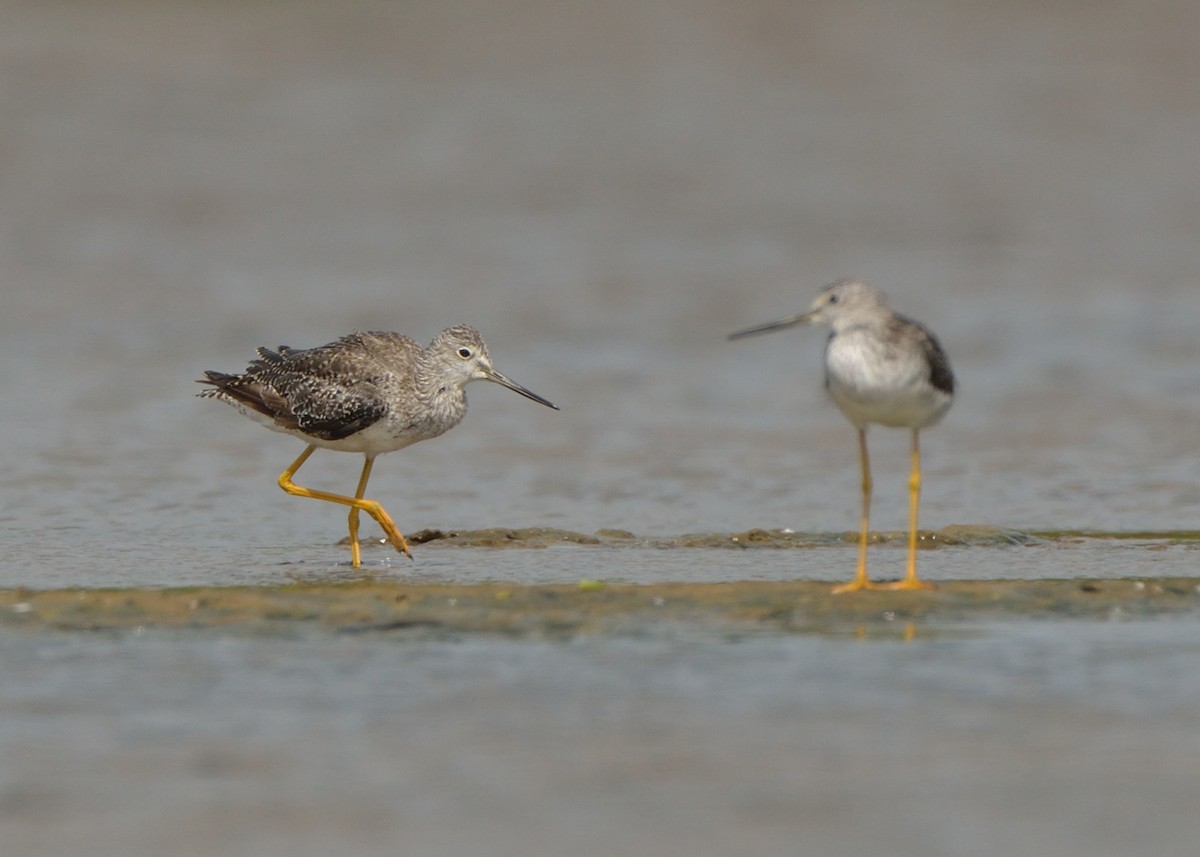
<box><xmin>825</xmin><ymin>330</ymin><xmax>952</xmax><ymax>429</ymax></box>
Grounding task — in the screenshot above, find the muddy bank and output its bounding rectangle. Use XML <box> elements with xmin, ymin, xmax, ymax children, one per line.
<box><xmin>396</xmin><ymin>526</ymin><xmax>1199</xmax><ymax>549</ymax></box>
<box><xmin>3</xmin><ymin>578</ymin><xmax>1198</xmax><ymax>637</ymax></box>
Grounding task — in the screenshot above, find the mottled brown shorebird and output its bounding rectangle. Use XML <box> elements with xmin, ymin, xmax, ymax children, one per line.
<box><xmin>198</xmin><ymin>324</ymin><xmax>558</xmax><ymax>567</ymax></box>
<box><xmin>729</xmin><ymin>279</ymin><xmax>955</xmax><ymax>592</ymax></box>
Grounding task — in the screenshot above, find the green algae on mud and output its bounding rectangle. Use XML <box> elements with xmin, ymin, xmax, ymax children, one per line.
<box><xmin>392</xmin><ymin>524</ymin><xmax>1040</xmax><ymax>550</ymax></box>
<box><xmin>2</xmin><ymin>579</ymin><xmax>1198</xmax><ymax>637</ymax></box>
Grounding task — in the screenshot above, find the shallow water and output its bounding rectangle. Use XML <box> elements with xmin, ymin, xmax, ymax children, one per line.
<box><xmin>2</xmin><ymin>1</ymin><xmax>1199</xmax><ymax>855</ymax></box>
<box><xmin>4</xmin><ymin>623</ymin><xmax>1200</xmax><ymax>857</ymax></box>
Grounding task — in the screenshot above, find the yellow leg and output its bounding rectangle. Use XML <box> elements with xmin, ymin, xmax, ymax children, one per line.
<box><xmin>832</xmin><ymin>428</ymin><xmax>881</xmax><ymax>593</ymax></box>
<box><xmin>277</xmin><ymin>445</ymin><xmax>413</xmax><ymax>567</ymax></box>
<box><xmin>881</xmin><ymin>429</ymin><xmax>935</xmax><ymax>591</ymax></box>
<box><xmin>345</xmin><ymin>457</ymin><xmax>374</xmax><ymax>568</ymax></box>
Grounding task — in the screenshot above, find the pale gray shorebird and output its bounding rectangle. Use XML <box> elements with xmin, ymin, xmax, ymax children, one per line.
<box><xmin>197</xmin><ymin>325</ymin><xmax>558</xmax><ymax>567</ymax></box>
<box><xmin>729</xmin><ymin>279</ymin><xmax>955</xmax><ymax>593</ymax></box>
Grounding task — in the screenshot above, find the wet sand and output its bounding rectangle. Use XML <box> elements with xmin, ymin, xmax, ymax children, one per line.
<box><xmin>4</xmin><ymin>576</ymin><xmax>1199</xmax><ymax>637</ymax></box>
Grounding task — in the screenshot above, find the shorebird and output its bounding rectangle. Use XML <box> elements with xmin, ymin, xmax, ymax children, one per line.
<box><xmin>729</xmin><ymin>279</ymin><xmax>955</xmax><ymax>592</ymax></box>
<box><xmin>198</xmin><ymin>324</ymin><xmax>557</xmax><ymax>567</ymax></box>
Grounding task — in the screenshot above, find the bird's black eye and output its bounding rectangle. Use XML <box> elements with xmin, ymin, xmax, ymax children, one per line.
<box><xmin>457</xmin><ymin>347</ymin><xmax>473</xmax><ymax>359</ymax></box>
<box><xmin>828</xmin><ymin>293</ymin><xmax>839</xmax><ymax>304</ymax></box>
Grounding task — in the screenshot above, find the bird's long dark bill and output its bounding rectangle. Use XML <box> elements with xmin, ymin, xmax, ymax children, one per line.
<box><xmin>727</xmin><ymin>313</ymin><xmax>808</xmax><ymax>340</ymax></box>
<box><xmin>486</xmin><ymin>369</ymin><xmax>559</xmax><ymax>410</ymax></box>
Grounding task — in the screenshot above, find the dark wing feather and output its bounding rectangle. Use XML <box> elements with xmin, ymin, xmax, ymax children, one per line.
<box><xmin>200</xmin><ymin>333</ymin><xmax>389</xmax><ymax>441</ymax></box>
<box><xmin>914</xmin><ymin>326</ymin><xmax>955</xmax><ymax>396</ymax></box>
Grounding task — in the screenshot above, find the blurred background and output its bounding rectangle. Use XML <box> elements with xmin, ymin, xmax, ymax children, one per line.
<box><xmin>3</xmin><ymin>0</ymin><xmax>1200</xmax><ymax>570</ymax></box>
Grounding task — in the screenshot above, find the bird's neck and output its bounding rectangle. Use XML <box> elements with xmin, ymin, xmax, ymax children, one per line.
<box><xmin>415</xmin><ymin>361</ymin><xmax>469</xmax><ymax>420</ymax></box>
<box><xmin>833</xmin><ymin>316</ymin><xmax>889</xmax><ymax>338</ymax></box>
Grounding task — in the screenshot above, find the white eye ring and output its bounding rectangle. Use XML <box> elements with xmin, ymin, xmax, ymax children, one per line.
<box><xmin>457</xmin><ymin>347</ymin><xmax>472</xmax><ymax>359</ymax></box>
